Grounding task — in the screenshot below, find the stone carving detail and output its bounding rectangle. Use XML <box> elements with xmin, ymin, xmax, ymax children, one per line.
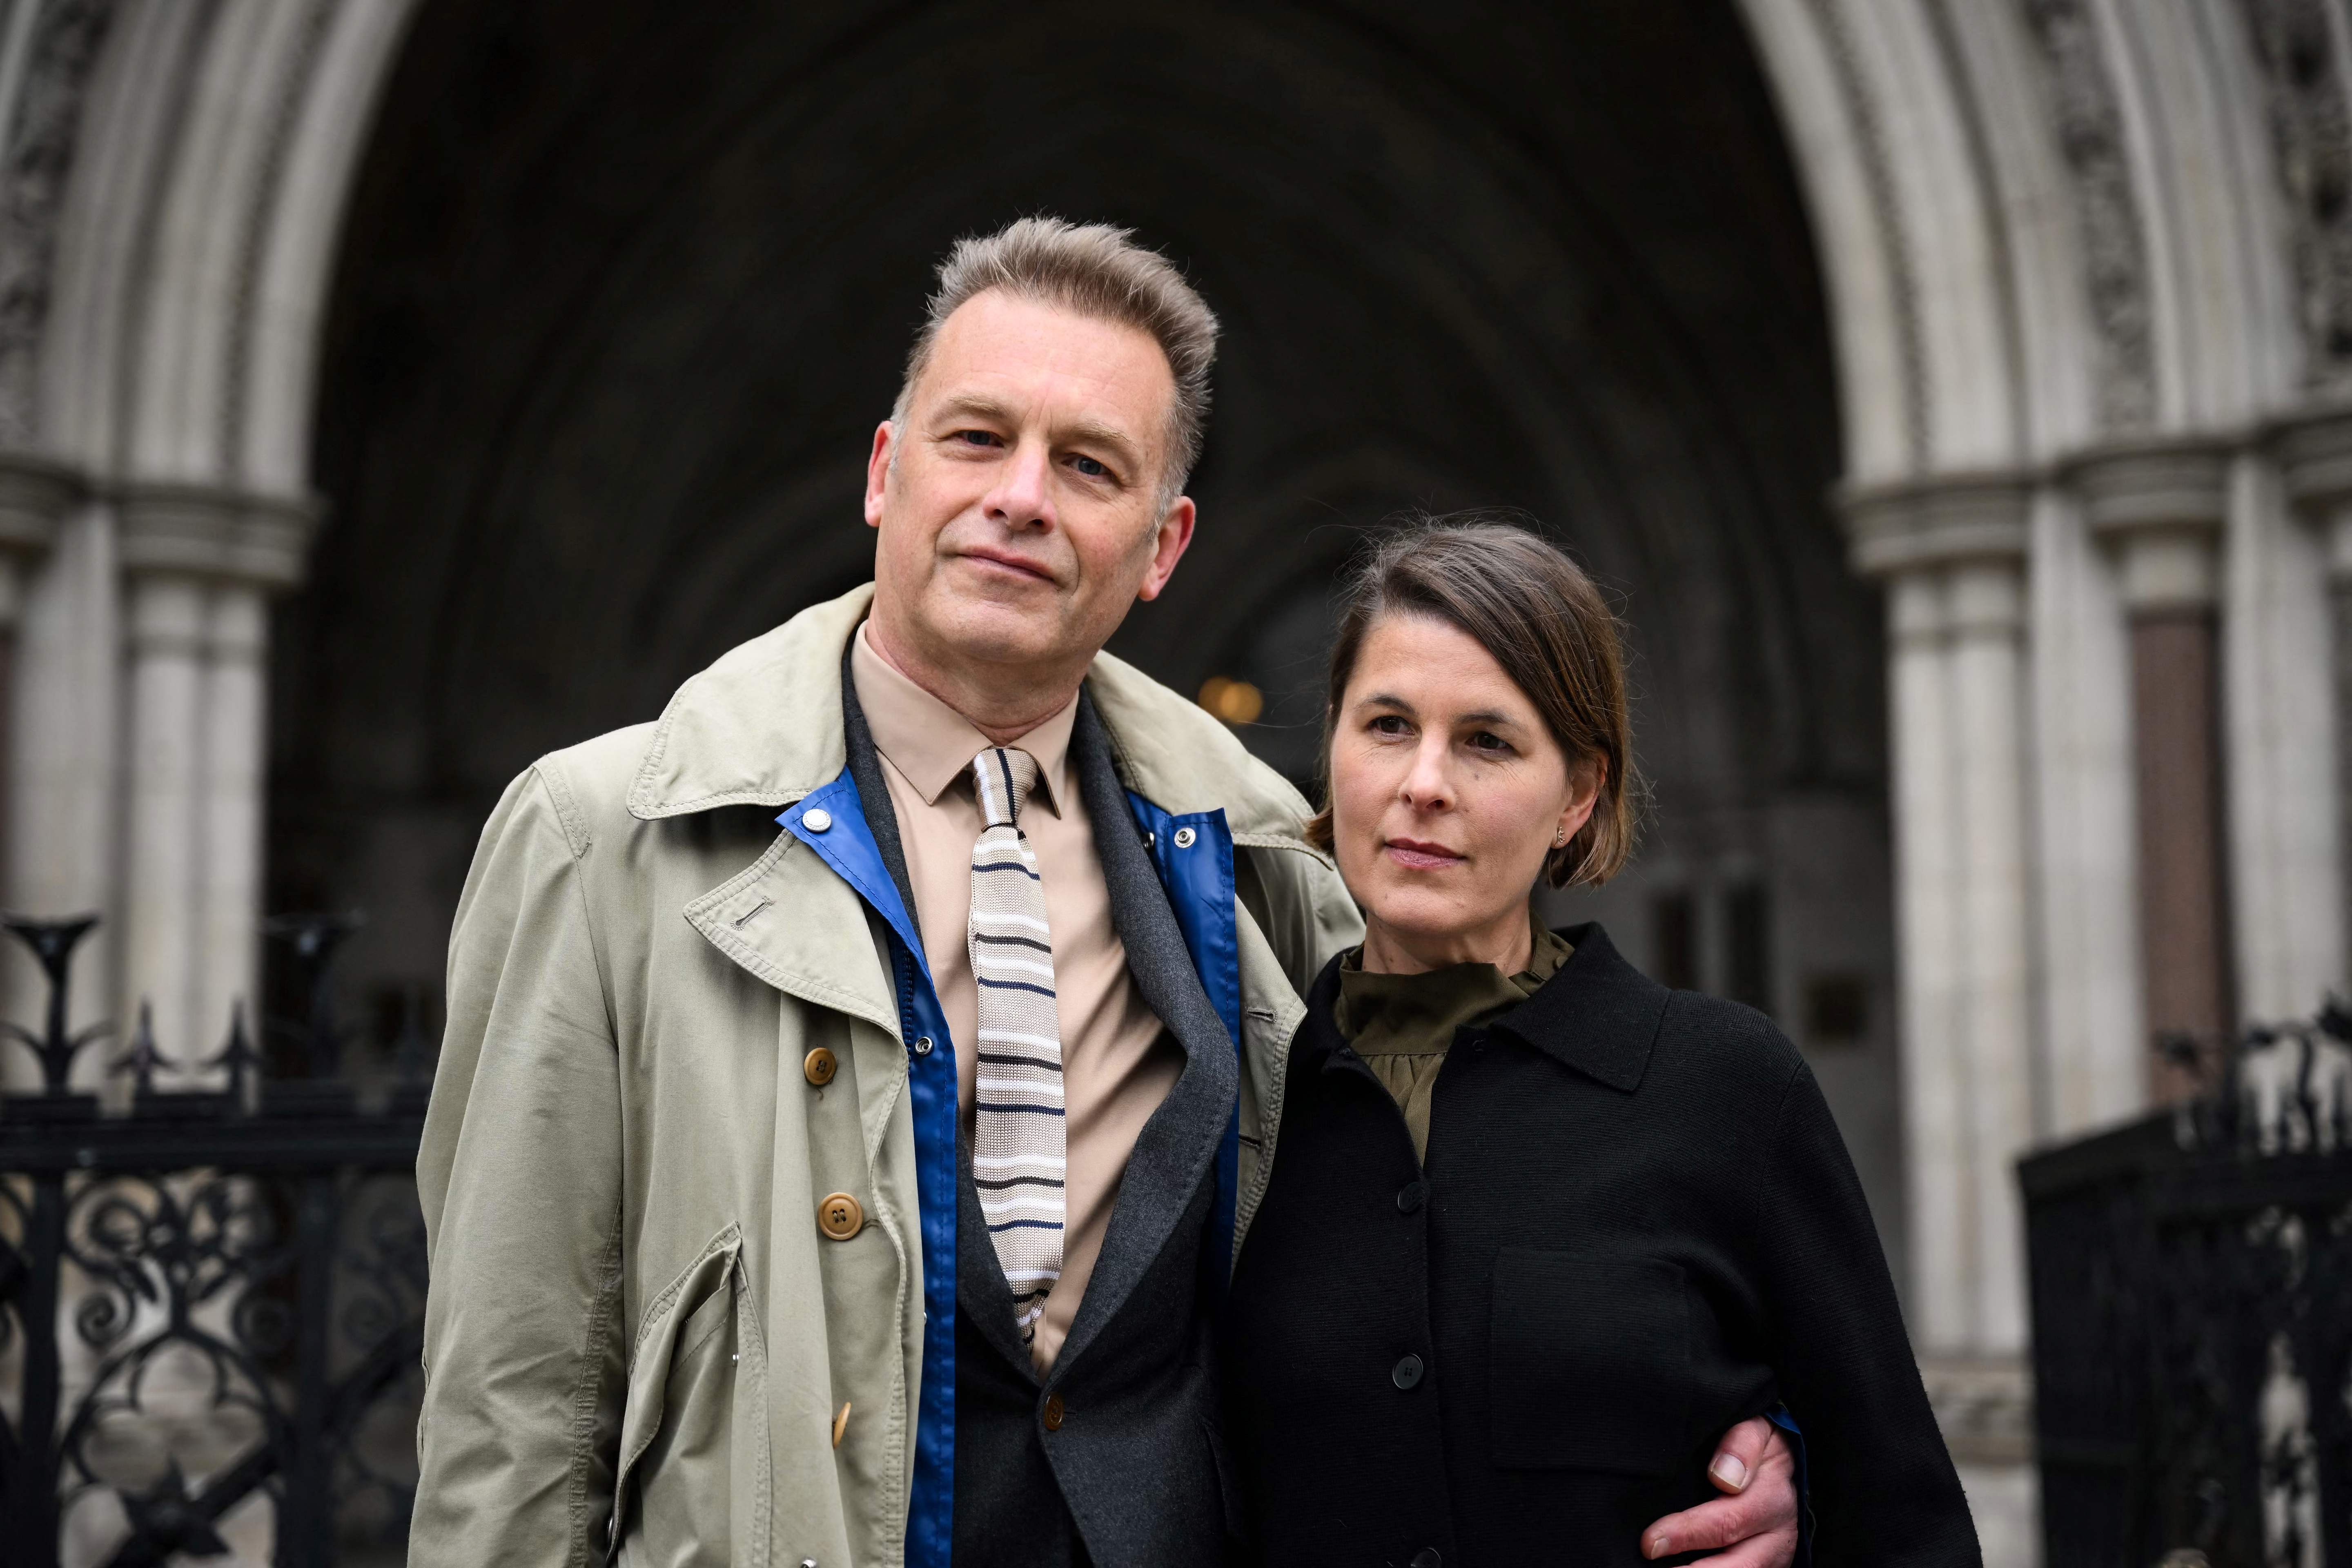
<box><xmin>0</xmin><ymin>0</ymin><xmax>120</xmax><ymax>447</ymax></box>
<box><xmin>2021</xmin><ymin>0</ymin><xmax>2157</xmax><ymax>430</ymax></box>
<box><xmin>1805</xmin><ymin>0</ymin><xmax>1931</xmax><ymax>470</ymax></box>
<box><xmin>2241</xmin><ymin>0</ymin><xmax>2352</xmax><ymax>386</ymax></box>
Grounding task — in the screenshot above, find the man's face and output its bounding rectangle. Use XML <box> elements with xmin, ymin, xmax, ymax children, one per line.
<box><xmin>864</xmin><ymin>290</ymin><xmax>1196</xmax><ymax>686</ymax></box>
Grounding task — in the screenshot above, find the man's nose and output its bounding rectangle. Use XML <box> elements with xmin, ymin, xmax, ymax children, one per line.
<box><xmin>984</xmin><ymin>439</ymin><xmax>1056</xmax><ymax>531</ymax></box>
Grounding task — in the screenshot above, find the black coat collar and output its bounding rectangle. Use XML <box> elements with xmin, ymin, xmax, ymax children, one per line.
<box><xmin>1306</xmin><ymin>922</ymin><xmax>1666</xmax><ymax>1096</ymax></box>
<box><xmin>1490</xmin><ymin>923</ymin><xmax>1666</xmax><ymax>1093</ymax></box>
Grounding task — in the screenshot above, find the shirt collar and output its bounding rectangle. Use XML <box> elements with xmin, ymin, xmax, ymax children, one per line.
<box><xmin>849</xmin><ymin>619</ymin><xmax>1073</xmax><ymax>816</ymax></box>
<box><xmin>1332</xmin><ymin>911</ymin><xmax>1574</xmax><ymax>1056</ymax></box>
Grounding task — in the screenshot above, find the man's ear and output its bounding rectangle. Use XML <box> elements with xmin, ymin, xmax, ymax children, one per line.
<box><xmin>864</xmin><ymin>421</ymin><xmax>895</xmax><ymax>529</ymax></box>
<box><xmin>1135</xmin><ymin>495</ymin><xmax>1197</xmax><ymax>602</ymax></box>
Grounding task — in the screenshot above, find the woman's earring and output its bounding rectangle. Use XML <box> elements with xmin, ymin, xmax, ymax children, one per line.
<box><xmin>1554</xmin><ymin>826</ymin><xmax>1568</xmax><ymax>847</ymax></box>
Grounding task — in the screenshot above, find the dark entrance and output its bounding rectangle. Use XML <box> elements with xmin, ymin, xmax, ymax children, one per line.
<box><xmin>284</xmin><ymin>0</ymin><xmax>1898</xmax><ymax>1254</ymax></box>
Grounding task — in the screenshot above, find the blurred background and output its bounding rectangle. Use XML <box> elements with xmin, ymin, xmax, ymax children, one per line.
<box><xmin>0</xmin><ymin>1</ymin><xmax>2348</xmax><ymax>1564</ymax></box>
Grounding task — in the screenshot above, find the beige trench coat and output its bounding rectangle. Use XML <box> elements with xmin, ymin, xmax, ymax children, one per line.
<box><xmin>410</xmin><ymin>585</ymin><xmax>1361</xmax><ymax>1568</ymax></box>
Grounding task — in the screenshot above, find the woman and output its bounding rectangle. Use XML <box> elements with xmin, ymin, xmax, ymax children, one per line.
<box><xmin>1220</xmin><ymin>520</ymin><xmax>1977</xmax><ymax>1566</ymax></box>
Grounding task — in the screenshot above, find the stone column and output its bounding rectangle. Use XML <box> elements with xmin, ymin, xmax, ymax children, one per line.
<box><xmin>2272</xmin><ymin>408</ymin><xmax>2352</xmax><ymax>992</ymax></box>
<box><xmin>2065</xmin><ymin>441</ymin><xmax>2233</xmax><ymax>1101</ymax></box>
<box><xmin>0</xmin><ymin>453</ymin><xmax>76</xmax><ymax>902</ymax></box>
<box><xmin>195</xmin><ymin>585</ymin><xmax>269</xmax><ymax>1054</ymax></box>
<box><xmin>121</xmin><ymin>570</ymin><xmax>207</xmax><ymax>1059</ymax></box>
<box><xmin>1844</xmin><ymin>474</ymin><xmax>2038</xmax><ymax>1365</ymax></box>
<box><xmin>0</xmin><ymin>452</ymin><xmax>82</xmax><ymax>1082</ymax></box>
<box><xmin>118</xmin><ymin>483</ymin><xmax>313</xmax><ymax>1069</ymax></box>
<box><xmin>1883</xmin><ymin>566</ymin><xmax>1968</xmax><ymax>1346</ymax></box>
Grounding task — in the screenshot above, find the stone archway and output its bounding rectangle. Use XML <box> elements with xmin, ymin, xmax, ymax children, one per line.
<box><xmin>8</xmin><ymin>3</ymin><xmax>2352</xmax><ymax>1558</ymax></box>
<box><xmin>278</xmin><ymin>3</ymin><xmax>1894</xmax><ymax>1276</ymax></box>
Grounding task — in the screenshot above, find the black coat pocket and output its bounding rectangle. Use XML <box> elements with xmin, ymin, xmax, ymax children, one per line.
<box><xmin>1488</xmin><ymin>1247</ymin><xmax>1693</xmax><ymax>1473</ymax></box>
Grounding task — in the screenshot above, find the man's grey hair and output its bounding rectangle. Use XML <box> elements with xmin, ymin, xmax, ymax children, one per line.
<box><xmin>891</xmin><ymin>217</ymin><xmax>1221</xmax><ymax>514</ymax></box>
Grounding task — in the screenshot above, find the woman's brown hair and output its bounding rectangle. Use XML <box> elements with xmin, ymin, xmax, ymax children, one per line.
<box><xmin>1303</xmin><ymin>515</ymin><xmax>1640</xmax><ymax>888</ymax></box>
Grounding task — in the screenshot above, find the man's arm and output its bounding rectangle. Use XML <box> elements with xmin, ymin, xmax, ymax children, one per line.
<box><xmin>412</xmin><ymin>765</ymin><xmax>628</xmax><ymax>1568</ymax></box>
<box><xmin>1643</xmin><ymin>1418</ymin><xmax>1801</xmax><ymax>1565</ymax></box>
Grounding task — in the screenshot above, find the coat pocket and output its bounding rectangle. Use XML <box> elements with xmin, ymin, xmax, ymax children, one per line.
<box><xmin>611</xmin><ymin>1226</ymin><xmax>771</xmax><ymax>1566</ymax></box>
<box><xmin>1488</xmin><ymin>1247</ymin><xmax>1692</xmax><ymax>1474</ymax></box>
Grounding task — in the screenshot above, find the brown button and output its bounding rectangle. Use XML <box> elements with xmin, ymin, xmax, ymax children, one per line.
<box><xmin>1041</xmin><ymin>1393</ymin><xmax>1066</xmax><ymax>1432</ymax></box>
<box><xmin>816</xmin><ymin>1192</ymin><xmax>864</xmax><ymax>1241</ymax></box>
<box><xmin>803</xmin><ymin>1047</ymin><xmax>838</xmax><ymax>1087</ymax></box>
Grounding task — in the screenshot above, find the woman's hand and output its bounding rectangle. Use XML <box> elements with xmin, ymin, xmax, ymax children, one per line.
<box><xmin>1640</xmin><ymin>1417</ymin><xmax>1800</xmax><ymax>1564</ymax></box>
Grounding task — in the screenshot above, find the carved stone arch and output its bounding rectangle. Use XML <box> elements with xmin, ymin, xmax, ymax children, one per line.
<box><xmin>113</xmin><ymin>0</ymin><xmax>419</xmax><ymax>494</ymax></box>
<box><xmin>11</xmin><ymin>9</ymin><xmax>2346</xmax><ymax>1553</ymax></box>
<box><xmin>2098</xmin><ymin>0</ymin><xmax>2299</xmax><ymax>426</ymax></box>
<box><xmin>1</xmin><ymin>0</ymin><xmax>423</xmax><ymax>1053</ymax></box>
<box><xmin>1735</xmin><ymin>0</ymin><xmax>2165</xmax><ymax>477</ymax></box>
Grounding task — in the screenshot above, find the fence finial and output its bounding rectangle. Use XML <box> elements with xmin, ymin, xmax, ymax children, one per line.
<box><xmin>111</xmin><ymin>1001</ymin><xmax>171</xmax><ymax>1097</ymax></box>
<box><xmin>204</xmin><ymin>1001</ymin><xmax>264</xmax><ymax>1112</ymax></box>
<box><xmin>0</xmin><ymin>915</ymin><xmax>107</xmax><ymax>1094</ymax></box>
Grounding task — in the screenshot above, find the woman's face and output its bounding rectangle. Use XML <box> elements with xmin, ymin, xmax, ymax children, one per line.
<box><xmin>1330</xmin><ymin>612</ymin><xmax>1598</xmax><ymax>972</ymax></box>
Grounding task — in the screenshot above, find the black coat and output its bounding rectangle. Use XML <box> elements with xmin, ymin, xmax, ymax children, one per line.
<box><xmin>1219</xmin><ymin>925</ymin><xmax>1978</xmax><ymax>1568</ymax></box>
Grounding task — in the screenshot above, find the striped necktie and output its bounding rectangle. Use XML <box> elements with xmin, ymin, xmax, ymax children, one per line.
<box><xmin>967</xmin><ymin>746</ymin><xmax>1065</xmax><ymax>1341</ymax></box>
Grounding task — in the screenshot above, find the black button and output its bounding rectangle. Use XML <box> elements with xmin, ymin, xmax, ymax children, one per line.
<box><xmin>1411</xmin><ymin>1552</ymin><xmax>1443</xmax><ymax>1568</ymax></box>
<box><xmin>1392</xmin><ymin>1353</ymin><xmax>1424</xmax><ymax>1390</ymax></box>
<box><xmin>1396</xmin><ymin>1181</ymin><xmax>1426</xmax><ymax>1214</ymax></box>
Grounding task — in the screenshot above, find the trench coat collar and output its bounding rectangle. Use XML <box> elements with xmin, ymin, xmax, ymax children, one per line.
<box><xmin>626</xmin><ymin>581</ymin><xmax>1311</xmax><ymax>838</ymax></box>
<box><xmin>1487</xmin><ymin>923</ymin><xmax>1664</xmax><ymax>1094</ymax></box>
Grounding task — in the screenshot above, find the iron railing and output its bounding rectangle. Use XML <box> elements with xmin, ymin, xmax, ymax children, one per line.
<box><xmin>0</xmin><ymin>913</ymin><xmax>429</xmax><ymax>1567</ymax></box>
<box><xmin>2022</xmin><ymin>1007</ymin><xmax>2352</xmax><ymax>1568</ymax></box>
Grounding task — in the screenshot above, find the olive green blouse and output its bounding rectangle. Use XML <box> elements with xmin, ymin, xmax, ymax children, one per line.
<box><xmin>1332</xmin><ymin>913</ymin><xmax>1575</xmax><ymax>1164</ymax></box>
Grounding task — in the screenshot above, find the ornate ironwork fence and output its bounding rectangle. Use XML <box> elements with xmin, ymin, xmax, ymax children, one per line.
<box><xmin>0</xmin><ymin>914</ymin><xmax>430</xmax><ymax>1567</ymax></box>
<box><xmin>2022</xmin><ymin>1007</ymin><xmax>2352</xmax><ymax>1568</ymax></box>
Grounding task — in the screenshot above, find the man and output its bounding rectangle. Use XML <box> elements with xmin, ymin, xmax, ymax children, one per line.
<box><xmin>412</xmin><ymin>218</ymin><xmax>1802</xmax><ymax>1566</ymax></box>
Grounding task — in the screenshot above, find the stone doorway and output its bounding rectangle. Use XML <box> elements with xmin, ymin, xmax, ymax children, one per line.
<box><xmin>280</xmin><ymin>0</ymin><xmax>1893</xmax><ymax>1254</ymax></box>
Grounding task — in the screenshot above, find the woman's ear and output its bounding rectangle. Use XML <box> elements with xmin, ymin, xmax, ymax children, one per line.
<box><xmin>1546</xmin><ymin>761</ymin><xmax>1606</xmax><ymax>887</ymax></box>
<box><xmin>1558</xmin><ymin>755</ymin><xmax>1606</xmax><ymax>838</ymax></box>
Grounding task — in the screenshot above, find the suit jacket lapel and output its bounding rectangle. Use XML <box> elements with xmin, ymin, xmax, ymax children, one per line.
<box><xmin>1049</xmin><ymin>692</ymin><xmax>1236</xmax><ymax>1379</ymax></box>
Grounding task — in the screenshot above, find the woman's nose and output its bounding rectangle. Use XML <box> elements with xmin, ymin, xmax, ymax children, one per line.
<box><xmin>1399</xmin><ymin>740</ymin><xmax>1454</xmax><ymax>810</ymax></box>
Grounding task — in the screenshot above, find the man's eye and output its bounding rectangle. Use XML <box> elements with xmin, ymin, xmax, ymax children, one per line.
<box><xmin>955</xmin><ymin>430</ymin><xmax>1000</xmax><ymax>448</ymax></box>
<box><xmin>1071</xmin><ymin>454</ymin><xmax>1109</xmax><ymax>478</ymax></box>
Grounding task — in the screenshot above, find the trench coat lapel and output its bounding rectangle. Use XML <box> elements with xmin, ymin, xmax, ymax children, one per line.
<box><xmin>683</xmin><ymin>829</ymin><xmax>906</xmax><ymax>1161</ymax></box>
<box><xmin>644</xmin><ymin>584</ymin><xmax>909</xmax><ymax>1158</ymax></box>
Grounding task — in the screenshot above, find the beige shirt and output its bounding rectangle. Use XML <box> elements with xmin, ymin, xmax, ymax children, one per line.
<box><xmin>851</xmin><ymin>623</ymin><xmax>1183</xmax><ymax>1372</ymax></box>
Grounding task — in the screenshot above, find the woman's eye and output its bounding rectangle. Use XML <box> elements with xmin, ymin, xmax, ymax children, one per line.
<box><xmin>1468</xmin><ymin>731</ymin><xmax>1512</xmax><ymax>754</ymax></box>
<box><xmin>1369</xmin><ymin>715</ymin><xmax>1408</xmax><ymax>736</ymax></box>
<box><xmin>1071</xmin><ymin>454</ymin><xmax>1109</xmax><ymax>478</ymax></box>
